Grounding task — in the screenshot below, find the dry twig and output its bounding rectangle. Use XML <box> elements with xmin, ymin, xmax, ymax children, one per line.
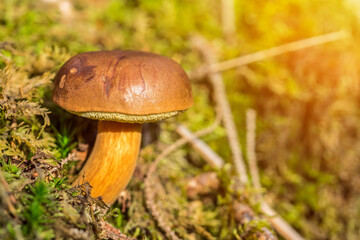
<box><xmin>246</xmin><ymin>109</ymin><xmax>261</xmax><ymax>192</ymax></box>
<box><xmin>260</xmin><ymin>202</ymin><xmax>304</xmax><ymax>240</ymax></box>
<box><xmin>0</xmin><ymin>170</ymin><xmax>17</xmax><ymax>217</ymax></box>
<box><xmin>190</xmin><ymin>30</ymin><xmax>348</xmax><ymax>79</ymax></box>
<box><xmin>176</xmin><ymin>125</ymin><xmax>224</xmax><ymax>168</ymax></box>
<box><xmin>176</xmin><ymin>125</ymin><xmax>224</xmax><ymax>169</ymax></box>
<box><xmin>99</xmin><ymin>219</ymin><xmax>135</xmax><ymax>240</ymax></box>
<box><xmin>192</xmin><ymin>35</ymin><xmax>249</xmax><ymax>186</ymax></box>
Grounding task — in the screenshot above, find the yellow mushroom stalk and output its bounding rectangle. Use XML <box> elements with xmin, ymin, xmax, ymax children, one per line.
<box><xmin>72</xmin><ymin>121</ymin><xmax>141</xmax><ymax>204</ymax></box>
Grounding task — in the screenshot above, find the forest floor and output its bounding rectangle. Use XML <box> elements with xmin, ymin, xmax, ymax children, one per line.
<box><xmin>1</xmin><ymin>0</ymin><xmax>360</xmax><ymax>239</ymax></box>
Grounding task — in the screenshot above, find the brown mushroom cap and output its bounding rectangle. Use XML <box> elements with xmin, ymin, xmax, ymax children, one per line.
<box><xmin>52</xmin><ymin>50</ymin><xmax>193</xmax><ymax>123</ymax></box>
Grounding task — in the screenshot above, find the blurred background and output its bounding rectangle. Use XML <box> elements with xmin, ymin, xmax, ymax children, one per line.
<box><xmin>1</xmin><ymin>0</ymin><xmax>360</xmax><ymax>239</ymax></box>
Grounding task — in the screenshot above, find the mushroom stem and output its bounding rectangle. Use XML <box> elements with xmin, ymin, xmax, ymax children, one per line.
<box><xmin>72</xmin><ymin>121</ymin><xmax>142</xmax><ymax>205</ymax></box>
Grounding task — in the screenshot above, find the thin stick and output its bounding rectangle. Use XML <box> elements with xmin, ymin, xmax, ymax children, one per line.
<box><xmin>0</xmin><ymin>170</ymin><xmax>17</xmax><ymax>217</ymax></box>
<box><xmin>246</xmin><ymin>109</ymin><xmax>261</xmax><ymax>191</ymax></box>
<box><xmin>176</xmin><ymin>124</ymin><xmax>225</xmax><ymax>169</ymax></box>
<box><xmin>192</xmin><ymin>36</ymin><xmax>249</xmax><ymax>185</ymax></box>
<box><xmin>176</xmin><ymin>126</ymin><xmax>304</xmax><ymax>240</ymax></box>
<box><xmin>190</xmin><ymin>30</ymin><xmax>347</xmax><ymax>78</ymax></box>
<box><xmin>176</xmin><ymin>125</ymin><xmax>224</xmax><ymax>169</ymax></box>
<box><xmin>261</xmin><ymin>202</ymin><xmax>305</xmax><ymax>240</ymax></box>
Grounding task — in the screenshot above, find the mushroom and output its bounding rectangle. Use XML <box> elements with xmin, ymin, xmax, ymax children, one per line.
<box><xmin>52</xmin><ymin>50</ymin><xmax>193</xmax><ymax>204</ymax></box>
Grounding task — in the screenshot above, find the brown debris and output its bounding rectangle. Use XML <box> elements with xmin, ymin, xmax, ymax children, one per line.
<box><xmin>19</xmin><ymin>149</ymin><xmax>77</xmax><ymax>179</ymax></box>
<box><xmin>186</xmin><ymin>172</ymin><xmax>220</xmax><ymax>199</ymax></box>
<box><xmin>99</xmin><ymin>219</ymin><xmax>135</xmax><ymax>240</ymax></box>
<box><xmin>72</xmin><ymin>142</ymin><xmax>89</xmax><ymax>168</ymax></box>
<box><xmin>233</xmin><ymin>201</ymin><xmax>278</xmax><ymax>240</ymax></box>
<box><xmin>117</xmin><ymin>190</ymin><xmax>131</xmax><ymax>213</ymax></box>
<box><xmin>0</xmin><ymin>171</ymin><xmax>17</xmax><ymax>218</ymax></box>
<box><xmin>233</xmin><ymin>202</ymin><xmax>256</xmax><ymax>224</ymax></box>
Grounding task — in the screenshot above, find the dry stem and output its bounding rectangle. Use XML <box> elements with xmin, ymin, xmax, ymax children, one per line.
<box><xmin>175</xmin><ymin>125</ymin><xmax>224</xmax><ymax>169</ymax></box>
<box><xmin>192</xmin><ymin>35</ymin><xmax>249</xmax><ymax>186</ymax></box>
<box><xmin>190</xmin><ymin>30</ymin><xmax>348</xmax><ymax>79</ymax></box>
<box><xmin>246</xmin><ymin>109</ymin><xmax>261</xmax><ymax>192</ymax></box>
<box><xmin>0</xmin><ymin>170</ymin><xmax>17</xmax><ymax>217</ymax></box>
<box><xmin>261</xmin><ymin>202</ymin><xmax>305</xmax><ymax>240</ymax></box>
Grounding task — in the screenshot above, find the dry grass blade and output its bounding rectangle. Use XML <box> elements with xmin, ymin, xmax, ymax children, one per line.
<box><xmin>176</xmin><ymin>125</ymin><xmax>226</xmax><ymax>169</ymax></box>
<box><xmin>0</xmin><ymin>170</ymin><xmax>17</xmax><ymax>217</ymax></box>
<box><xmin>175</xmin><ymin>125</ymin><xmax>224</xmax><ymax>169</ymax></box>
<box><xmin>190</xmin><ymin>30</ymin><xmax>348</xmax><ymax>79</ymax></box>
<box><xmin>261</xmin><ymin>202</ymin><xmax>305</xmax><ymax>240</ymax></box>
<box><xmin>246</xmin><ymin>109</ymin><xmax>261</xmax><ymax>192</ymax></box>
<box><xmin>191</xmin><ymin>35</ymin><xmax>249</xmax><ymax>186</ymax></box>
